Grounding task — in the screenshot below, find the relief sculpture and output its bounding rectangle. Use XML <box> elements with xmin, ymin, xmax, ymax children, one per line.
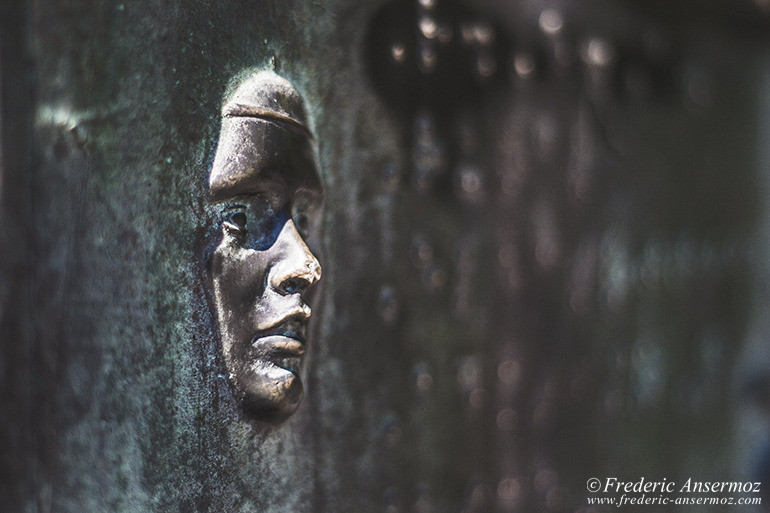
<box><xmin>207</xmin><ymin>71</ymin><xmax>323</xmax><ymax>423</ymax></box>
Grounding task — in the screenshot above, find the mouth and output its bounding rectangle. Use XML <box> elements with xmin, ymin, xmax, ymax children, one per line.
<box><xmin>250</xmin><ymin>320</ymin><xmax>307</xmax><ymax>372</ymax></box>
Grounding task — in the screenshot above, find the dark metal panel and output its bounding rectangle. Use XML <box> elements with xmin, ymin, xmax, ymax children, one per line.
<box><xmin>0</xmin><ymin>0</ymin><xmax>765</xmax><ymax>512</ymax></box>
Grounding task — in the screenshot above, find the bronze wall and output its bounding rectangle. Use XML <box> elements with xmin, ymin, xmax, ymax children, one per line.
<box><xmin>1</xmin><ymin>0</ymin><xmax>767</xmax><ymax>511</ymax></box>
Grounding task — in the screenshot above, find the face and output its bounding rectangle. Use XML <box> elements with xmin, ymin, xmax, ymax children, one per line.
<box><xmin>207</xmin><ymin>71</ymin><xmax>323</xmax><ymax>423</ymax></box>
<box><xmin>210</xmin><ymin>180</ymin><xmax>322</xmax><ymax>423</ymax></box>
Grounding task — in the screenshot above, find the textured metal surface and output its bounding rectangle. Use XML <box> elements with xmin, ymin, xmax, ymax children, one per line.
<box><xmin>207</xmin><ymin>71</ymin><xmax>323</xmax><ymax>424</ymax></box>
<box><xmin>0</xmin><ymin>0</ymin><xmax>766</xmax><ymax>511</ymax></box>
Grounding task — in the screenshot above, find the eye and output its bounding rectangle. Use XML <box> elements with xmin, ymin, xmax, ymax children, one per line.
<box><xmin>222</xmin><ymin>209</ymin><xmax>248</xmax><ymax>237</ymax></box>
<box><xmin>291</xmin><ymin>190</ymin><xmax>321</xmax><ymax>238</ymax></box>
<box><xmin>294</xmin><ymin>212</ymin><xmax>309</xmax><ymax>236</ymax></box>
<box><xmin>230</xmin><ymin>212</ymin><xmax>247</xmax><ymax>229</ymax></box>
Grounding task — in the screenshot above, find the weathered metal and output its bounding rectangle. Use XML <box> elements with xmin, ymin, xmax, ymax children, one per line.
<box><xmin>207</xmin><ymin>71</ymin><xmax>323</xmax><ymax>423</ymax></box>
<box><xmin>0</xmin><ymin>0</ymin><xmax>766</xmax><ymax>511</ymax></box>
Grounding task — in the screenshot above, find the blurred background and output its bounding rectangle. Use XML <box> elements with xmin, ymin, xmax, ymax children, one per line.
<box><xmin>2</xmin><ymin>0</ymin><xmax>770</xmax><ymax>511</ymax></box>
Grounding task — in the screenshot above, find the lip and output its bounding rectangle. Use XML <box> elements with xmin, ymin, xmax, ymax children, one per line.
<box><xmin>251</xmin><ymin>334</ymin><xmax>306</xmax><ymax>357</ymax></box>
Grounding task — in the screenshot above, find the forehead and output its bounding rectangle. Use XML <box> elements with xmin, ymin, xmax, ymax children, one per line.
<box><xmin>208</xmin><ymin>116</ymin><xmax>321</xmax><ymax>202</ymax></box>
<box><xmin>209</xmin><ymin>71</ymin><xmax>322</xmax><ymax>202</ymax></box>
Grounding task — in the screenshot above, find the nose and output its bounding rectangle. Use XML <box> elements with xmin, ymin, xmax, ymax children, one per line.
<box><xmin>268</xmin><ymin>219</ymin><xmax>322</xmax><ymax>296</ymax></box>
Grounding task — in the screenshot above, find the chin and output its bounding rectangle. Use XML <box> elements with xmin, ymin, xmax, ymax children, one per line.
<box><xmin>235</xmin><ymin>364</ymin><xmax>304</xmax><ymax>424</ymax></box>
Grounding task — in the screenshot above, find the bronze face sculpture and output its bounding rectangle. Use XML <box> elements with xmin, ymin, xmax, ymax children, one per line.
<box><xmin>208</xmin><ymin>71</ymin><xmax>323</xmax><ymax>423</ymax></box>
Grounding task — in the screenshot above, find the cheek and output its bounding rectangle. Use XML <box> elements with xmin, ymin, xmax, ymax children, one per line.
<box><xmin>212</xmin><ymin>243</ymin><xmax>271</xmax><ymax>308</ymax></box>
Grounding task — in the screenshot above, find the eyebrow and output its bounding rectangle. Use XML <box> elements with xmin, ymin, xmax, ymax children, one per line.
<box><xmin>213</xmin><ymin>175</ymin><xmax>290</xmax><ymax>200</ymax></box>
<box><xmin>220</xmin><ymin>203</ymin><xmax>248</xmax><ymax>213</ymax></box>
